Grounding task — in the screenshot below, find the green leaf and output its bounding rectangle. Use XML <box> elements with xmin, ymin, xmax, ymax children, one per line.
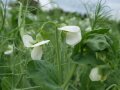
<box><xmin>105</xmin><ymin>70</ymin><xmax>120</xmax><ymax>89</ymax></box>
<box><xmin>89</xmin><ymin>28</ymin><xmax>109</xmax><ymax>34</ymax></box>
<box><xmin>72</xmin><ymin>52</ymin><xmax>103</xmax><ymax>65</ymax></box>
<box><xmin>1</xmin><ymin>76</ymin><xmax>32</xmax><ymax>90</ymax></box>
<box><xmin>84</xmin><ymin>28</ymin><xmax>109</xmax><ymax>39</ymax></box>
<box><xmin>1</xmin><ymin>77</ymin><xmax>12</xmax><ymax>90</ymax></box>
<box><xmin>27</xmin><ymin>60</ymin><xmax>62</xmax><ymax>90</ymax></box>
<box><xmin>85</xmin><ymin>34</ymin><xmax>110</xmax><ymax>51</ymax></box>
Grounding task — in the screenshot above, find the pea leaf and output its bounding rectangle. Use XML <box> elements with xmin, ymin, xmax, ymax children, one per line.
<box><xmin>86</xmin><ymin>28</ymin><xmax>109</xmax><ymax>36</ymax></box>
<box><xmin>27</xmin><ymin>60</ymin><xmax>62</xmax><ymax>90</ymax></box>
<box><xmin>1</xmin><ymin>76</ymin><xmax>31</xmax><ymax>90</ymax></box>
<box><xmin>72</xmin><ymin>52</ymin><xmax>104</xmax><ymax>65</ymax></box>
<box><xmin>85</xmin><ymin>34</ymin><xmax>110</xmax><ymax>51</ymax></box>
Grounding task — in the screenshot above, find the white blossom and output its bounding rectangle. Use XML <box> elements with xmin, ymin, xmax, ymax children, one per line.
<box><xmin>89</xmin><ymin>67</ymin><xmax>102</xmax><ymax>81</ymax></box>
<box><xmin>4</xmin><ymin>45</ymin><xmax>13</xmax><ymax>55</ymax></box>
<box><xmin>30</xmin><ymin>40</ymin><xmax>50</xmax><ymax>60</ymax></box>
<box><xmin>22</xmin><ymin>34</ymin><xmax>50</xmax><ymax>60</ymax></box>
<box><xmin>22</xmin><ymin>35</ymin><xmax>34</xmax><ymax>47</ymax></box>
<box><xmin>58</xmin><ymin>26</ymin><xmax>82</xmax><ymax>46</ymax></box>
<box><xmin>31</xmin><ymin>46</ymin><xmax>43</xmax><ymax>60</ymax></box>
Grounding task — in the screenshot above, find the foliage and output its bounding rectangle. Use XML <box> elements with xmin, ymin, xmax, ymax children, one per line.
<box><xmin>0</xmin><ymin>0</ymin><xmax>120</xmax><ymax>90</ymax></box>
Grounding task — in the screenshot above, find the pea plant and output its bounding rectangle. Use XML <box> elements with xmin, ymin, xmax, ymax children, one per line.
<box><xmin>0</xmin><ymin>0</ymin><xmax>120</xmax><ymax>90</ymax></box>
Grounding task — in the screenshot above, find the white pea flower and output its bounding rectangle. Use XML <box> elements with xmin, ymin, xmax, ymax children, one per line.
<box><xmin>29</xmin><ymin>40</ymin><xmax>50</xmax><ymax>60</ymax></box>
<box><xmin>89</xmin><ymin>67</ymin><xmax>102</xmax><ymax>81</ymax></box>
<box><xmin>22</xmin><ymin>34</ymin><xmax>50</xmax><ymax>60</ymax></box>
<box><xmin>58</xmin><ymin>26</ymin><xmax>82</xmax><ymax>46</ymax></box>
<box><xmin>4</xmin><ymin>45</ymin><xmax>13</xmax><ymax>55</ymax></box>
<box><xmin>22</xmin><ymin>35</ymin><xmax>34</xmax><ymax>47</ymax></box>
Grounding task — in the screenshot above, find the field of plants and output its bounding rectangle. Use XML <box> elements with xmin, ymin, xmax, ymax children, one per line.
<box><xmin>0</xmin><ymin>0</ymin><xmax>120</xmax><ymax>90</ymax></box>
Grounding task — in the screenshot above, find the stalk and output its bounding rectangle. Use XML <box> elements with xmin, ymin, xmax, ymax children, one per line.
<box><xmin>106</xmin><ymin>84</ymin><xmax>117</xmax><ymax>90</ymax></box>
<box><xmin>17</xmin><ymin>0</ymin><xmax>29</xmax><ymax>89</ymax></box>
<box><xmin>0</xmin><ymin>0</ymin><xmax>7</xmax><ymax>30</ymax></box>
<box><xmin>62</xmin><ymin>64</ymin><xmax>77</xmax><ymax>89</ymax></box>
<box><xmin>55</xmin><ymin>27</ymin><xmax>62</xmax><ymax>84</ymax></box>
<box><xmin>40</xmin><ymin>21</ymin><xmax>63</xmax><ymax>84</ymax></box>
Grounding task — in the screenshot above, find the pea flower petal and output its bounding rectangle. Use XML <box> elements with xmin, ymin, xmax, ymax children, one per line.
<box><xmin>58</xmin><ymin>26</ymin><xmax>82</xmax><ymax>46</ymax></box>
<box><xmin>22</xmin><ymin>35</ymin><xmax>34</xmax><ymax>47</ymax></box>
<box><xmin>4</xmin><ymin>45</ymin><xmax>13</xmax><ymax>55</ymax></box>
<box><xmin>89</xmin><ymin>67</ymin><xmax>102</xmax><ymax>81</ymax></box>
<box><xmin>66</xmin><ymin>31</ymin><xmax>82</xmax><ymax>46</ymax></box>
<box><xmin>58</xmin><ymin>26</ymin><xmax>80</xmax><ymax>32</ymax></box>
<box><xmin>31</xmin><ymin>46</ymin><xmax>43</xmax><ymax>60</ymax></box>
<box><xmin>22</xmin><ymin>34</ymin><xmax>50</xmax><ymax>60</ymax></box>
<box><xmin>30</xmin><ymin>40</ymin><xmax>50</xmax><ymax>47</ymax></box>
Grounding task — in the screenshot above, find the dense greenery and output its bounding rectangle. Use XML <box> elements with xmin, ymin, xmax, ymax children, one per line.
<box><xmin>0</xmin><ymin>0</ymin><xmax>120</xmax><ymax>90</ymax></box>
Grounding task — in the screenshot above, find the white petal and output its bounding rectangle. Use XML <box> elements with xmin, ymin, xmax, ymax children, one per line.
<box><xmin>31</xmin><ymin>46</ymin><xmax>43</xmax><ymax>60</ymax></box>
<box><xmin>89</xmin><ymin>67</ymin><xmax>101</xmax><ymax>81</ymax></box>
<box><xmin>30</xmin><ymin>40</ymin><xmax>50</xmax><ymax>47</ymax></box>
<box><xmin>66</xmin><ymin>31</ymin><xmax>82</xmax><ymax>46</ymax></box>
<box><xmin>4</xmin><ymin>50</ymin><xmax>13</xmax><ymax>55</ymax></box>
<box><xmin>58</xmin><ymin>26</ymin><xmax>80</xmax><ymax>32</ymax></box>
<box><xmin>22</xmin><ymin>35</ymin><xmax>34</xmax><ymax>47</ymax></box>
<box><xmin>4</xmin><ymin>45</ymin><xmax>13</xmax><ymax>55</ymax></box>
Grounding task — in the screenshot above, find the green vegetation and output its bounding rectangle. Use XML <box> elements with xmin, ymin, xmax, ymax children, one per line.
<box><xmin>0</xmin><ymin>0</ymin><xmax>120</xmax><ymax>90</ymax></box>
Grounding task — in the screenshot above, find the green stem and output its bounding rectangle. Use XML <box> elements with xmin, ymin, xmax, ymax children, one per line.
<box><xmin>19</xmin><ymin>86</ymin><xmax>41</xmax><ymax>90</ymax></box>
<box><xmin>15</xmin><ymin>74</ymin><xmax>24</xmax><ymax>88</ymax></box>
<box><xmin>18</xmin><ymin>1</ymin><xmax>23</xmax><ymax>28</ymax></box>
<box><xmin>40</xmin><ymin>22</ymin><xmax>63</xmax><ymax>84</ymax></box>
<box><xmin>0</xmin><ymin>0</ymin><xmax>7</xmax><ymax>30</ymax></box>
<box><xmin>62</xmin><ymin>64</ymin><xmax>77</xmax><ymax>89</ymax></box>
<box><xmin>55</xmin><ymin>27</ymin><xmax>62</xmax><ymax>84</ymax></box>
<box><xmin>17</xmin><ymin>1</ymin><xmax>29</xmax><ymax>89</ymax></box>
<box><xmin>106</xmin><ymin>84</ymin><xmax>117</xmax><ymax>90</ymax></box>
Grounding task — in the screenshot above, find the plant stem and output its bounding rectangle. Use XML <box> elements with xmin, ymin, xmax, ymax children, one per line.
<box><xmin>55</xmin><ymin>27</ymin><xmax>62</xmax><ymax>84</ymax></box>
<box><xmin>62</xmin><ymin>64</ymin><xmax>77</xmax><ymax>89</ymax></box>
<box><xmin>19</xmin><ymin>86</ymin><xmax>41</xmax><ymax>90</ymax></box>
<box><xmin>0</xmin><ymin>0</ymin><xmax>7</xmax><ymax>30</ymax></box>
<box><xmin>40</xmin><ymin>22</ymin><xmax>63</xmax><ymax>84</ymax></box>
<box><xmin>106</xmin><ymin>84</ymin><xmax>117</xmax><ymax>90</ymax></box>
